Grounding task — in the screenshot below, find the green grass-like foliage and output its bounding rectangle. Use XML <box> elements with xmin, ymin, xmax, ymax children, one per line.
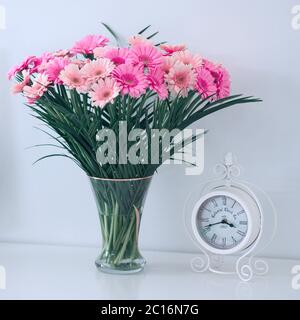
<box><xmin>30</xmin><ymin>87</ymin><xmax>261</xmax><ymax>179</ymax></box>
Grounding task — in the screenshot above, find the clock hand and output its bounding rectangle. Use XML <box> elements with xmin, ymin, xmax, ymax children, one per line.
<box><xmin>223</xmin><ymin>219</ymin><xmax>236</xmax><ymax>228</ymax></box>
<box><xmin>207</xmin><ymin>219</ymin><xmax>236</xmax><ymax>228</ymax></box>
<box><xmin>207</xmin><ymin>221</ymin><xmax>224</xmax><ymax>227</ymax></box>
<box><xmin>207</xmin><ymin>219</ymin><xmax>229</xmax><ymax>227</ymax></box>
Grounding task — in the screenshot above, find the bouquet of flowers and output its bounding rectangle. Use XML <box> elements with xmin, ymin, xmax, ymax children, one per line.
<box><xmin>8</xmin><ymin>25</ymin><xmax>261</xmax><ymax>273</ymax></box>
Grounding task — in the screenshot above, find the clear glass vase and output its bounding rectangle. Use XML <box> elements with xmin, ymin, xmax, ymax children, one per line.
<box><xmin>90</xmin><ymin>176</ymin><xmax>152</xmax><ymax>274</ymax></box>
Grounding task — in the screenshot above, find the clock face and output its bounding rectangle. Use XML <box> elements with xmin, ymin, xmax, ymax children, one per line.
<box><xmin>196</xmin><ymin>195</ymin><xmax>249</xmax><ymax>250</ymax></box>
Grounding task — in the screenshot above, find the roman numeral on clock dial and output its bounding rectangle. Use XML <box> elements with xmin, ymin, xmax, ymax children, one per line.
<box><xmin>222</xmin><ymin>196</ymin><xmax>227</xmax><ymax>206</ymax></box>
<box><xmin>222</xmin><ymin>237</ymin><xmax>226</xmax><ymax>247</ymax></box>
<box><xmin>211</xmin><ymin>199</ymin><xmax>218</xmax><ymax>208</ymax></box>
<box><xmin>203</xmin><ymin>225</ymin><xmax>211</xmax><ymax>235</ymax></box>
<box><xmin>237</xmin><ymin>230</ymin><xmax>246</xmax><ymax>237</ymax></box>
<box><xmin>211</xmin><ymin>233</ymin><xmax>217</xmax><ymax>244</ymax></box>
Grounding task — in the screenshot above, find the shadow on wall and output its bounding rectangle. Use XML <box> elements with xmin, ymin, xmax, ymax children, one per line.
<box><xmin>0</xmin><ymin>47</ymin><xmax>20</xmax><ymax>231</ymax></box>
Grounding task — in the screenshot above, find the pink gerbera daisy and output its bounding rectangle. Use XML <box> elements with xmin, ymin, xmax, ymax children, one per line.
<box><xmin>173</xmin><ymin>50</ymin><xmax>203</xmax><ymax>69</ymax></box>
<box><xmin>11</xmin><ymin>70</ymin><xmax>30</xmax><ymax>94</ymax></box>
<box><xmin>165</xmin><ymin>61</ymin><xmax>196</xmax><ymax>97</ymax></box>
<box><xmin>161</xmin><ymin>56</ymin><xmax>175</xmax><ymax>74</ymax></box>
<box><xmin>203</xmin><ymin>59</ymin><xmax>220</xmax><ymax>75</ymax></box>
<box><xmin>160</xmin><ymin>44</ymin><xmax>186</xmax><ymax>55</ymax></box>
<box><xmin>128</xmin><ymin>35</ymin><xmax>153</xmax><ymax>47</ymax></box>
<box><xmin>23</xmin><ymin>73</ymin><xmax>50</xmax><ymax>104</ymax></box>
<box><xmin>71</xmin><ymin>35</ymin><xmax>109</xmax><ymax>55</ymax></box>
<box><xmin>128</xmin><ymin>44</ymin><xmax>163</xmax><ymax>70</ymax></box>
<box><xmin>89</xmin><ymin>78</ymin><xmax>120</xmax><ymax>108</ymax></box>
<box><xmin>112</xmin><ymin>63</ymin><xmax>148</xmax><ymax>97</ymax></box>
<box><xmin>93</xmin><ymin>47</ymin><xmax>109</xmax><ymax>58</ymax></box>
<box><xmin>195</xmin><ymin>68</ymin><xmax>217</xmax><ymax>99</ymax></box>
<box><xmin>81</xmin><ymin>58</ymin><xmax>115</xmax><ymax>82</ymax></box>
<box><xmin>8</xmin><ymin>56</ymin><xmax>41</xmax><ymax>80</ymax></box>
<box><xmin>72</xmin><ymin>59</ymin><xmax>88</xmax><ymax>68</ymax></box>
<box><xmin>37</xmin><ymin>52</ymin><xmax>55</xmax><ymax>73</ymax></box>
<box><xmin>215</xmin><ymin>66</ymin><xmax>231</xmax><ymax>99</ymax></box>
<box><xmin>52</xmin><ymin>49</ymin><xmax>74</xmax><ymax>58</ymax></box>
<box><xmin>203</xmin><ymin>60</ymin><xmax>231</xmax><ymax>98</ymax></box>
<box><xmin>104</xmin><ymin>48</ymin><xmax>129</xmax><ymax>66</ymax></box>
<box><xmin>44</xmin><ymin>57</ymin><xmax>70</xmax><ymax>84</ymax></box>
<box><xmin>147</xmin><ymin>68</ymin><xmax>168</xmax><ymax>99</ymax></box>
<box><xmin>59</xmin><ymin>64</ymin><xmax>86</xmax><ymax>91</ymax></box>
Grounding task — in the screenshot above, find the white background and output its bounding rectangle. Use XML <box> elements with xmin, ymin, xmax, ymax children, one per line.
<box><xmin>0</xmin><ymin>0</ymin><xmax>299</xmax><ymax>259</ymax></box>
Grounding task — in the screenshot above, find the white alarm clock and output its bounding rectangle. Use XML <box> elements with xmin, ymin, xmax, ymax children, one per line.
<box><xmin>191</xmin><ymin>172</ymin><xmax>261</xmax><ymax>256</ymax></box>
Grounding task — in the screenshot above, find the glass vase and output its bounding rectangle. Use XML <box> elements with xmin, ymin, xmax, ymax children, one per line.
<box><xmin>90</xmin><ymin>176</ymin><xmax>152</xmax><ymax>274</ymax></box>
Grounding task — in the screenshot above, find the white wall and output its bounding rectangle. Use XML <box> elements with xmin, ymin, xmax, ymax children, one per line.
<box><xmin>0</xmin><ymin>0</ymin><xmax>299</xmax><ymax>259</ymax></box>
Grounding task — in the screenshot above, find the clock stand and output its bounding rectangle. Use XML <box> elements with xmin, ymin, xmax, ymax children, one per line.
<box><xmin>184</xmin><ymin>153</ymin><xmax>277</xmax><ymax>281</ymax></box>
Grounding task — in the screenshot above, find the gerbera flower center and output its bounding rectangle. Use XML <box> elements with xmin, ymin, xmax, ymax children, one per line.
<box><xmin>122</xmin><ymin>74</ymin><xmax>138</xmax><ymax>86</ymax></box>
<box><xmin>112</xmin><ymin>57</ymin><xmax>125</xmax><ymax>66</ymax></box>
<box><xmin>95</xmin><ymin>68</ymin><xmax>105</xmax><ymax>76</ymax></box>
<box><xmin>198</xmin><ymin>79</ymin><xmax>207</xmax><ymax>89</ymax></box>
<box><xmin>102</xmin><ymin>89</ymin><xmax>112</xmax><ymax>99</ymax></box>
<box><xmin>71</xmin><ymin>76</ymin><xmax>81</xmax><ymax>84</ymax></box>
<box><xmin>175</xmin><ymin>73</ymin><xmax>187</xmax><ymax>85</ymax></box>
<box><xmin>139</xmin><ymin>55</ymin><xmax>151</xmax><ymax>66</ymax></box>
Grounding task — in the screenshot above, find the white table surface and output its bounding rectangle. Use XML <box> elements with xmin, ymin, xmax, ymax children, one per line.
<box><xmin>0</xmin><ymin>242</ymin><xmax>299</xmax><ymax>300</ymax></box>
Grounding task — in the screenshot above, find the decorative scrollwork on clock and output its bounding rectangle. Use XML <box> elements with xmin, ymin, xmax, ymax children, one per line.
<box><xmin>190</xmin><ymin>255</ymin><xmax>210</xmax><ymax>273</ymax></box>
<box><xmin>213</xmin><ymin>152</ymin><xmax>241</xmax><ymax>183</ymax></box>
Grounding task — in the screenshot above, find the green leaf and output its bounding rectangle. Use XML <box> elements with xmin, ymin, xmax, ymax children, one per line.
<box><xmin>147</xmin><ymin>31</ymin><xmax>159</xmax><ymax>39</ymax></box>
<box><xmin>32</xmin><ymin>153</ymin><xmax>79</xmax><ymax>166</ymax></box>
<box><xmin>138</xmin><ymin>25</ymin><xmax>151</xmax><ymax>35</ymax></box>
<box><xmin>101</xmin><ymin>22</ymin><xmax>121</xmax><ymax>47</ymax></box>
